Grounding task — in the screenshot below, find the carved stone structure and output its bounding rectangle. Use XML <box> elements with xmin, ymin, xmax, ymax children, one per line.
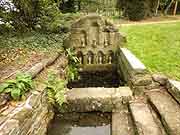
<box><xmin>65</xmin><ymin>14</ymin><xmax>126</xmax><ymax>71</ymax></box>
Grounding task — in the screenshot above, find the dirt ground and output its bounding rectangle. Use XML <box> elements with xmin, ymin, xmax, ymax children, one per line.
<box><xmin>0</xmin><ymin>48</ymin><xmax>52</xmax><ymax>83</ymax></box>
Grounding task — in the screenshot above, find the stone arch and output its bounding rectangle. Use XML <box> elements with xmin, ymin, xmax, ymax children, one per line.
<box><xmin>77</xmin><ymin>51</ymin><xmax>84</xmax><ymax>64</ymax></box>
<box><xmin>97</xmin><ymin>51</ymin><xmax>105</xmax><ymax>64</ymax></box>
<box><xmin>107</xmin><ymin>50</ymin><xmax>114</xmax><ymax>64</ymax></box>
<box><xmin>87</xmin><ymin>51</ymin><xmax>94</xmax><ymax>64</ymax></box>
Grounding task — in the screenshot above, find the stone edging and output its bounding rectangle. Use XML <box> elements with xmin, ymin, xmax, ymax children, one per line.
<box><xmin>167</xmin><ymin>79</ymin><xmax>180</xmax><ymax>104</ymax></box>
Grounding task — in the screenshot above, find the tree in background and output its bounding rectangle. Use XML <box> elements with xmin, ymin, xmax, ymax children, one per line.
<box><xmin>0</xmin><ymin>0</ymin><xmax>80</xmax><ymax>32</ymax></box>
<box><xmin>116</xmin><ymin>0</ymin><xmax>180</xmax><ymax>21</ymax></box>
<box><xmin>163</xmin><ymin>0</ymin><xmax>179</xmax><ymax>15</ymax></box>
<box><xmin>116</xmin><ymin>0</ymin><xmax>158</xmax><ymax>21</ymax></box>
<box><xmin>12</xmin><ymin>0</ymin><xmax>41</xmax><ymax>30</ymax></box>
<box><xmin>0</xmin><ymin>0</ymin><xmax>16</xmax><ymax>31</ymax></box>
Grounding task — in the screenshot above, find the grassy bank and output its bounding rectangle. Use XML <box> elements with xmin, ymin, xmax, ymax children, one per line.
<box><xmin>120</xmin><ymin>22</ymin><xmax>180</xmax><ymax>80</ymax></box>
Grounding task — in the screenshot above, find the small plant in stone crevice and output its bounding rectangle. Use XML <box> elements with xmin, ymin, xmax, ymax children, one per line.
<box><xmin>65</xmin><ymin>48</ymin><xmax>80</xmax><ymax>81</ymax></box>
<box><xmin>45</xmin><ymin>71</ymin><xmax>67</xmax><ymax>106</ymax></box>
<box><xmin>0</xmin><ymin>72</ymin><xmax>33</xmax><ymax>100</ymax></box>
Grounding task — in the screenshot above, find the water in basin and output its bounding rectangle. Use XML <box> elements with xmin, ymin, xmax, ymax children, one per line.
<box><xmin>47</xmin><ymin>112</ymin><xmax>111</xmax><ymax>135</ymax></box>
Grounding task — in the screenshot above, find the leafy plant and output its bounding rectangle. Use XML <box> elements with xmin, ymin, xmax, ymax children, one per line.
<box><xmin>45</xmin><ymin>71</ymin><xmax>67</xmax><ymax>106</ymax></box>
<box><xmin>65</xmin><ymin>48</ymin><xmax>79</xmax><ymax>81</ymax></box>
<box><xmin>0</xmin><ymin>72</ymin><xmax>33</xmax><ymax>100</ymax></box>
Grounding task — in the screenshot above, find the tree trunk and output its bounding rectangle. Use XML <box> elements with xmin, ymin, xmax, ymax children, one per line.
<box><xmin>173</xmin><ymin>1</ymin><xmax>178</xmax><ymax>16</ymax></box>
<box><xmin>164</xmin><ymin>0</ymin><xmax>175</xmax><ymax>15</ymax></box>
<box><xmin>78</xmin><ymin>1</ymin><xmax>81</xmax><ymax>11</ymax></box>
<box><xmin>155</xmin><ymin>0</ymin><xmax>160</xmax><ymax>16</ymax></box>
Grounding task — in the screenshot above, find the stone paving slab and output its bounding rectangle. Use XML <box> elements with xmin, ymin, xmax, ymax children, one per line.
<box><xmin>112</xmin><ymin>104</ymin><xmax>134</xmax><ymax>135</ymax></box>
<box><xmin>167</xmin><ymin>79</ymin><xmax>180</xmax><ymax>104</ymax></box>
<box><xmin>60</xmin><ymin>87</ymin><xmax>132</xmax><ymax>113</ymax></box>
<box><xmin>147</xmin><ymin>90</ymin><xmax>180</xmax><ymax>135</ymax></box>
<box><xmin>130</xmin><ymin>102</ymin><xmax>163</xmax><ymax>135</ymax></box>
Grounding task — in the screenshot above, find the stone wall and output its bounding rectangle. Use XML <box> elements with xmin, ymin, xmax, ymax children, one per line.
<box><xmin>0</xmin><ymin>90</ymin><xmax>54</xmax><ymax>135</ymax></box>
<box><xmin>117</xmin><ymin>47</ymin><xmax>148</xmax><ymax>82</ymax></box>
<box><xmin>117</xmin><ymin>48</ymin><xmax>162</xmax><ymax>95</ymax></box>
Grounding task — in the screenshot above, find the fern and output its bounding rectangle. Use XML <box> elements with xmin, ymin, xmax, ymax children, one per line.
<box><xmin>65</xmin><ymin>48</ymin><xmax>79</xmax><ymax>81</ymax></box>
<box><xmin>45</xmin><ymin>71</ymin><xmax>67</xmax><ymax>106</ymax></box>
<box><xmin>0</xmin><ymin>72</ymin><xmax>33</xmax><ymax>100</ymax></box>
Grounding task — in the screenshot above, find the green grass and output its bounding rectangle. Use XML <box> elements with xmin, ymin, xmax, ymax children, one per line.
<box><xmin>120</xmin><ymin>22</ymin><xmax>180</xmax><ymax>80</ymax></box>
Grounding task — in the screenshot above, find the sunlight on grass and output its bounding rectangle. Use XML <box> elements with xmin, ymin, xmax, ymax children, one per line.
<box><xmin>120</xmin><ymin>22</ymin><xmax>180</xmax><ymax>80</ymax></box>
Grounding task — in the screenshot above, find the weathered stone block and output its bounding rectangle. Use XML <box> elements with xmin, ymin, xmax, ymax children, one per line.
<box><xmin>112</xmin><ymin>87</ymin><xmax>132</xmax><ymax>109</ymax></box>
<box><xmin>130</xmin><ymin>102</ymin><xmax>164</xmax><ymax>135</ymax></box>
<box><xmin>112</xmin><ymin>104</ymin><xmax>134</xmax><ymax>135</ymax></box>
<box><xmin>133</xmin><ymin>86</ymin><xmax>146</xmax><ymax>96</ymax></box>
<box><xmin>147</xmin><ymin>90</ymin><xmax>180</xmax><ymax>135</ymax></box>
<box><xmin>167</xmin><ymin>79</ymin><xmax>180</xmax><ymax>104</ymax></box>
<box><xmin>60</xmin><ymin>87</ymin><xmax>132</xmax><ymax>113</ymax></box>
<box><xmin>131</xmin><ymin>75</ymin><xmax>152</xmax><ymax>86</ymax></box>
<box><xmin>0</xmin><ymin>119</ymin><xmax>20</xmax><ymax>135</ymax></box>
<box><xmin>145</xmin><ymin>82</ymin><xmax>160</xmax><ymax>90</ymax></box>
<box><xmin>13</xmin><ymin>107</ymin><xmax>33</xmax><ymax>124</ymax></box>
<box><xmin>152</xmin><ymin>74</ymin><xmax>168</xmax><ymax>86</ymax></box>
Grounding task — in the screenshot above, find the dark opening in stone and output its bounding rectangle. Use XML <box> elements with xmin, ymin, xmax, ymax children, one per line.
<box><xmin>67</xmin><ymin>69</ymin><xmax>124</xmax><ymax>88</ymax></box>
<box><xmin>47</xmin><ymin>112</ymin><xmax>111</xmax><ymax>135</ymax></box>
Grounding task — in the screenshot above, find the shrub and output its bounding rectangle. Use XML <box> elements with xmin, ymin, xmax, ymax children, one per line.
<box><xmin>126</xmin><ymin>0</ymin><xmax>147</xmax><ymax>21</ymax></box>
<box><xmin>117</xmin><ymin>0</ymin><xmax>156</xmax><ymax>21</ymax></box>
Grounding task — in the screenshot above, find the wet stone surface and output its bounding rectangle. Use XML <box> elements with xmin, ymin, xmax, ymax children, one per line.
<box><xmin>47</xmin><ymin>112</ymin><xmax>111</xmax><ymax>135</ymax></box>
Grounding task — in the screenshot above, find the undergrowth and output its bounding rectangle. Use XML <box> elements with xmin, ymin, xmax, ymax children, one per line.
<box><xmin>65</xmin><ymin>48</ymin><xmax>79</xmax><ymax>81</ymax></box>
<box><xmin>46</xmin><ymin>49</ymin><xmax>79</xmax><ymax>107</ymax></box>
<box><xmin>45</xmin><ymin>71</ymin><xmax>67</xmax><ymax>106</ymax></box>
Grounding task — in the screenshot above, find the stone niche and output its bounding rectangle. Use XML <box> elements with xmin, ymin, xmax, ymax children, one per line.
<box><xmin>65</xmin><ymin>14</ymin><xmax>126</xmax><ymax>72</ymax></box>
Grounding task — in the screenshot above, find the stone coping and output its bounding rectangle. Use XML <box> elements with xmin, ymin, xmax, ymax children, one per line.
<box><xmin>120</xmin><ymin>48</ymin><xmax>147</xmax><ymax>74</ymax></box>
<box><xmin>66</xmin><ymin>87</ymin><xmax>132</xmax><ymax>100</ymax></box>
<box><xmin>60</xmin><ymin>87</ymin><xmax>132</xmax><ymax>113</ymax></box>
<box><xmin>167</xmin><ymin>79</ymin><xmax>180</xmax><ymax>104</ymax></box>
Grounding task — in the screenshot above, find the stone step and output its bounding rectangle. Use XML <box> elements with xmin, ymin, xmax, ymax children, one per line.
<box><xmin>60</xmin><ymin>87</ymin><xmax>132</xmax><ymax>113</ymax></box>
<box><xmin>167</xmin><ymin>79</ymin><xmax>180</xmax><ymax>104</ymax></box>
<box><xmin>147</xmin><ymin>90</ymin><xmax>180</xmax><ymax>135</ymax></box>
<box><xmin>112</xmin><ymin>104</ymin><xmax>134</xmax><ymax>135</ymax></box>
<box><xmin>129</xmin><ymin>101</ymin><xmax>164</xmax><ymax>135</ymax></box>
